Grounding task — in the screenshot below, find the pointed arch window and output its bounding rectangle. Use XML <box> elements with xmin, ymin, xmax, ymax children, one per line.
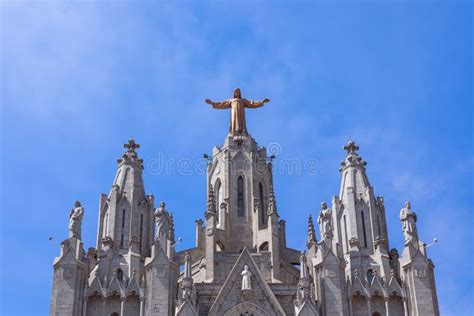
<box><xmin>116</xmin><ymin>269</ymin><xmax>123</xmax><ymax>283</ymax></box>
<box><xmin>361</xmin><ymin>210</ymin><xmax>368</xmax><ymax>248</ymax></box>
<box><xmin>259</xmin><ymin>182</ymin><xmax>266</xmax><ymax>224</ymax></box>
<box><xmin>139</xmin><ymin>214</ymin><xmax>144</xmax><ymax>251</ymax></box>
<box><xmin>367</xmin><ymin>269</ymin><xmax>374</xmax><ymax>285</ymax></box>
<box><xmin>103</xmin><ymin>212</ymin><xmax>109</xmax><ymax>237</ymax></box>
<box><xmin>215</xmin><ymin>179</ymin><xmax>223</xmax><ymax>220</ymax></box>
<box><xmin>237</xmin><ymin>176</ymin><xmax>245</xmax><ymax>217</ymax></box>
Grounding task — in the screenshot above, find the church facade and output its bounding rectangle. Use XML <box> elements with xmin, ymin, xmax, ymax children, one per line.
<box><xmin>50</xmin><ymin>90</ymin><xmax>439</xmax><ymax>316</ymax></box>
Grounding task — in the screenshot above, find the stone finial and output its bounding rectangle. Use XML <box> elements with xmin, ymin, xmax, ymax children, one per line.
<box><xmin>340</xmin><ymin>140</ymin><xmax>367</xmax><ymax>169</ymax></box>
<box><xmin>343</xmin><ymin>140</ymin><xmax>359</xmax><ymax>154</ymax></box>
<box><xmin>169</xmin><ymin>213</ymin><xmax>175</xmax><ymax>242</ymax></box>
<box><xmin>306</xmin><ymin>214</ymin><xmax>317</xmax><ymax>249</ymax></box>
<box><xmin>124</xmin><ymin>138</ymin><xmax>140</xmax><ymax>152</ymax></box>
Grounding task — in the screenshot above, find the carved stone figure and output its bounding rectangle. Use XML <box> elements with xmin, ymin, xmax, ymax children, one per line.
<box><xmin>154</xmin><ymin>201</ymin><xmax>170</xmax><ymax>240</ymax></box>
<box><xmin>68</xmin><ymin>201</ymin><xmax>84</xmax><ymax>239</ymax></box>
<box><xmin>318</xmin><ymin>202</ymin><xmax>333</xmax><ymax>239</ymax></box>
<box><xmin>205</xmin><ymin>88</ymin><xmax>270</xmax><ymax>134</ymax></box>
<box><xmin>241</xmin><ymin>265</ymin><xmax>252</xmax><ymax>290</ymax></box>
<box><xmin>400</xmin><ymin>201</ymin><xmax>418</xmax><ymax>243</ymax></box>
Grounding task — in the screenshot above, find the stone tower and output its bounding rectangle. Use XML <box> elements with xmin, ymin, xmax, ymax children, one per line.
<box><xmin>50</xmin><ymin>89</ymin><xmax>439</xmax><ymax>315</ymax></box>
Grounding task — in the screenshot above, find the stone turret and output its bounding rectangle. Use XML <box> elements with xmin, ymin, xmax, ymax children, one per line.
<box><xmin>399</xmin><ymin>202</ymin><xmax>440</xmax><ymax>315</ymax></box>
<box><xmin>50</xmin><ymin>202</ymin><xmax>88</xmax><ymax>316</ymax></box>
<box><xmin>88</xmin><ymin>139</ymin><xmax>154</xmax><ymax>315</ymax></box>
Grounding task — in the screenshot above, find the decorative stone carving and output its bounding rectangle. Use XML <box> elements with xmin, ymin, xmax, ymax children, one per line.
<box><xmin>68</xmin><ymin>201</ymin><xmax>84</xmax><ymax>239</ymax></box>
<box><xmin>349</xmin><ymin>236</ymin><xmax>359</xmax><ymax>247</ymax></box>
<box><xmin>415</xmin><ymin>269</ymin><xmax>427</xmax><ymax>279</ymax></box>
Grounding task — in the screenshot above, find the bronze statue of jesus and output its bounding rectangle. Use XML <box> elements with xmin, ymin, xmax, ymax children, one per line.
<box><xmin>205</xmin><ymin>88</ymin><xmax>270</xmax><ymax>134</ymax></box>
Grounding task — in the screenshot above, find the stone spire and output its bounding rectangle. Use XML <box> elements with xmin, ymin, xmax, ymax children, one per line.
<box><xmin>178</xmin><ymin>252</ymin><xmax>196</xmax><ymax>308</ymax></box>
<box><xmin>336</xmin><ymin>140</ymin><xmax>393</xmax><ymax>293</ymax></box>
<box><xmin>94</xmin><ymin>139</ymin><xmax>154</xmax><ymax>287</ymax></box>
<box><xmin>267</xmin><ymin>184</ymin><xmax>278</xmax><ymax>216</ymax></box>
<box><xmin>205</xmin><ymin>185</ymin><xmax>217</xmax><ymax>218</ymax></box>
<box><xmin>306</xmin><ymin>214</ymin><xmax>317</xmax><ymax>249</ymax></box>
<box><xmin>111</xmin><ymin>138</ymin><xmax>145</xmax><ymax>195</ymax></box>
<box><xmin>294</xmin><ymin>252</ymin><xmax>316</xmax><ymax>314</ymax></box>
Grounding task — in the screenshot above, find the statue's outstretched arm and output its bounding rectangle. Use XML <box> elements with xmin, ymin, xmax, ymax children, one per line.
<box><xmin>205</xmin><ymin>99</ymin><xmax>231</xmax><ymax>109</ymax></box>
<box><xmin>244</xmin><ymin>98</ymin><xmax>270</xmax><ymax>108</ymax></box>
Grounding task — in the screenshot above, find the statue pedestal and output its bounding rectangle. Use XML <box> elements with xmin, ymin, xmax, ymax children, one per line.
<box><xmin>241</xmin><ymin>289</ymin><xmax>253</xmax><ymax>301</ymax></box>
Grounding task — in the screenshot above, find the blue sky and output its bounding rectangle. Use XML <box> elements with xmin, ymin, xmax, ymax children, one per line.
<box><xmin>0</xmin><ymin>1</ymin><xmax>472</xmax><ymax>315</ymax></box>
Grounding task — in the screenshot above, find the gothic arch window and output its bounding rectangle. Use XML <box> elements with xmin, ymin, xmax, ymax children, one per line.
<box><xmin>343</xmin><ymin>214</ymin><xmax>349</xmax><ymax>253</ymax></box>
<box><xmin>376</xmin><ymin>214</ymin><xmax>382</xmax><ymax>237</ymax></box>
<box><xmin>237</xmin><ymin>176</ymin><xmax>245</xmax><ymax>217</ymax></box>
<box><xmin>103</xmin><ymin>212</ymin><xmax>109</xmax><ymax>237</ymax></box>
<box><xmin>372</xmin><ymin>312</ymin><xmax>381</xmax><ymax>316</ymax></box>
<box><xmin>259</xmin><ymin>242</ymin><xmax>269</xmax><ymax>252</ymax></box>
<box><xmin>116</xmin><ymin>269</ymin><xmax>123</xmax><ymax>283</ymax></box>
<box><xmin>367</xmin><ymin>269</ymin><xmax>374</xmax><ymax>285</ymax></box>
<box><xmin>215</xmin><ymin>179</ymin><xmax>223</xmax><ymax>220</ymax></box>
<box><xmin>361</xmin><ymin>210</ymin><xmax>368</xmax><ymax>248</ymax></box>
<box><xmin>122</xmin><ymin>209</ymin><xmax>126</xmax><ymax>228</ymax></box>
<box><xmin>139</xmin><ymin>213</ymin><xmax>144</xmax><ymax>251</ymax></box>
<box><xmin>259</xmin><ymin>182</ymin><xmax>266</xmax><ymax>225</ymax></box>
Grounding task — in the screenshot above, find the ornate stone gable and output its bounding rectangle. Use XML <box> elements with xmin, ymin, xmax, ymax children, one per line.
<box><xmin>209</xmin><ymin>248</ymin><xmax>285</xmax><ymax>316</ymax></box>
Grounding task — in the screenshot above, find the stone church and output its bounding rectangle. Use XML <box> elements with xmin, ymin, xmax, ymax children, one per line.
<box><xmin>50</xmin><ymin>89</ymin><xmax>440</xmax><ymax>315</ymax></box>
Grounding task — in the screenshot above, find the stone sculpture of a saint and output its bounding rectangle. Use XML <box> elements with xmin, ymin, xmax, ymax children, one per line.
<box><xmin>241</xmin><ymin>265</ymin><xmax>252</xmax><ymax>291</ymax></box>
<box><xmin>154</xmin><ymin>201</ymin><xmax>170</xmax><ymax>240</ymax></box>
<box><xmin>69</xmin><ymin>201</ymin><xmax>84</xmax><ymax>239</ymax></box>
<box><xmin>400</xmin><ymin>201</ymin><xmax>418</xmax><ymax>243</ymax></box>
<box><xmin>318</xmin><ymin>202</ymin><xmax>333</xmax><ymax>239</ymax></box>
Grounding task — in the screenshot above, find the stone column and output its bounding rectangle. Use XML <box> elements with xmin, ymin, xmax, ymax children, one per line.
<box><xmin>82</xmin><ymin>299</ymin><xmax>88</xmax><ymax>316</ymax></box>
<box><xmin>403</xmin><ymin>298</ymin><xmax>409</xmax><ymax>316</ymax></box>
<box><xmin>139</xmin><ymin>297</ymin><xmax>145</xmax><ymax>316</ymax></box>
<box><xmin>348</xmin><ymin>297</ymin><xmax>353</xmax><ymax>316</ymax></box>
<box><xmin>385</xmin><ymin>297</ymin><xmax>390</xmax><ymax>316</ymax></box>
<box><xmin>120</xmin><ymin>297</ymin><xmax>126</xmax><ymax>316</ymax></box>
<box><xmin>366</xmin><ymin>298</ymin><xmax>372</xmax><ymax>316</ymax></box>
<box><xmin>102</xmin><ymin>297</ymin><xmax>107</xmax><ymax>315</ymax></box>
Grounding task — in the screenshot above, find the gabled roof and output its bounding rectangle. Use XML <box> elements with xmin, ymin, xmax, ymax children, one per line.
<box><xmin>208</xmin><ymin>248</ymin><xmax>285</xmax><ymax>316</ymax></box>
<box><xmin>295</xmin><ymin>300</ymin><xmax>318</xmax><ymax>316</ymax></box>
<box><xmin>106</xmin><ymin>274</ymin><xmax>125</xmax><ymax>298</ymax></box>
<box><xmin>351</xmin><ymin>276</ymin><xmax>369</xmax><ymax>298</ymax></box>
<box><xmin>369</xmin><ymin>276</ymin><xmax>387</xmax><ymax>297</ymax></box>
<box><xmin>176</xmin><ymin>300</ymin><xmax>198</xmax><ymax>316</ymax></box>
<box><xmin>388</xmin><ymin>275</ymin><xmax>405</xmax><ymax>298</ymax></box>
<box><xmin>126</xmin><ymin>272</ymin><xmax>144</xmax><ymax>298</ymax></box>
<box><xmin>87</xmin><ymin>271</ymin><xmax>105</xmax><ymax>298</ymax></box>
